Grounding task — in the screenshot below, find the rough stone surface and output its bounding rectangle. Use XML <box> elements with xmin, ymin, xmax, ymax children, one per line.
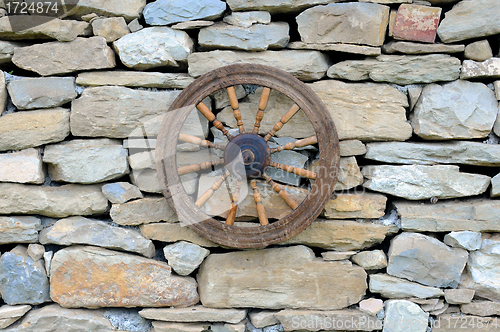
<box><xmin>7</xmin><ymin>77</ymin><xmax>77</xmax><ymax>110</ymax></box>
<box><xmin>163</xmin><ymin>241</ymin><xmax>210</xmax><ymax>276</ymax></box>
<box><xmin>359</xmin><ymin>298</ymin><xmax>383</xmax><ymax>316</ymax></box>
<box><xmin>369</xmin><ymin>274</ymin><xmax>444</xmax><ymax>299</ymax></box>
<box><xmin>172</xmin><ymin>21</ymin><xmax>214</xmax><ymax>30</ymax></box>
<box><xmin>327</xmin><ymin>54</ymin><xmax>461</xmax><ymax>85</ymax></box>
<box><xmin>0</xmin><ymin>17</ymin><xmax>90</xmax><ymax>42</ymax></box>
<box><xmin>0</xmin><ymin>246</ymin><xmax>50</xmax><ymax>305</ymax></box>
<box><xmin>0</xmin><ymin>183</ymin><xmax>109</xmax><ymax>218</ymax></box>
<box><xmin>396</xmin><ymin>199</ymin><xmax>500</xmax><ymax>232</ymax></box>
<box><xmin>308</xmin><ymin>80</ymin><xmax>412</xmax><ymax>141</ymax></box>
<box><xmin>101</xmin><ymin>182</ymin><xmax>143</xmax><ymax>204</ymax></box>
<box><xmin>321</xmin><ymin>251</ymin><xmax>356</xmax><ymax>261</ymax></box>
<box><xmin>128</xmin><ymin>18</ymin><xmax>144</xmax><ymax>32</ymax></box>
<box><xmin>27</xmin><ymin>244</ymin><xmax>44</xmax><ymax>262</ymax></box>
<box><xmin>188</xmin><ymin>50</ymin><xmax>330</xmax><ymax>81</ymax></box>
<box><xmin>392</xmin><ymin>4</ymin><xmax>441</xmax><ymax>43</ymax></box>
<box><xmin>43</xmin><ymin>139</ymin><xmax>129</xmax><ymax>184</ymax></box>
<box><xmin>144</xmin><ymin>0</ymin><xmax>226</xmax><ymax>25</ymax></box>
<box><xmin>0</xmin><ymin>41</ymin><xmax>25</xmax><ymax>65</ymax></box>
<box><xmin>70</xmin><ymin>86</ymin><xmax>180</xmax><ymax>138</ymax></box>
<box><xmin>140</xmin><ymin>223</ymin><xmax>219</xmax><ymax>247</ymax></box>
<box><xmin>40</xmin><ymin>216</ymin><xmax>155</xmax><ymax>258</ymax></box>
<box><xmin>437</xmin><ymin>0</ymin><xmax>500</xmax><ymax>43</ymax></box>
<box><xmin>12</xmin><ymin>37</ymin><xmax>116</xmax><ymax>76</ymax></box>
<box><xmin>199</xmin><ymin>22</ymin><xmax>289</xmax><ymax>51</ymax></box>
<box><xmin>335</xmin><ymin>157</ymin><xmax>363</xmax><ymax>190</ymax></box>
<box><xmin>0</xmin><ymin>305</ymin><xmax>31</xmax><ymax>329</ymax></box>
<box><xmin>152</xmin><ymin>322</ymin><xmax>211</xmax><ymax>332</ymax></box>
<box><xmin>412</xmin><ymin>80</ymin><xmax>498</xmax><ymax>139</ymax></box>
<box><xmin>383</xmin><ymin>300</ymin><xmax>429</xmax><ymax>332</ymax></box>
<box><xmin>287</xmin><ymin>41</ymin><xmax>381</xmax><ymax>56</ymax></box>
<box><xmin>492</xmin><ymin>173</ymin><xmax>500</xmax><ymax>197</ymax></box>
<box><xmin>92</xmin><ymin>17</ymin><xmax>130</xmax><ymax>43</ymax></box>
<box><xmin>340</xmin><ymin>140</ymin><xmax>367</xmax><ymax>156</ymax></box>
<box><xmin>113</xmin><ymin>28</ymin><xmax>194</xmax><ymax>70</ymax></box>
<box><xmin>444</xmin><ymin>289</ymin><xmax>475</xmax><ymax>305</ymax></box>
<box><xmin>110</xmin><ymin>197</ymin><xmax>178</xmax><ymax>226</ymax></box>
<box><xmin>130</xmin><ymin>169</ymin><xmax>162</xmax><ymax>194</ymax></box>
<box><xmin>0</xmin><ymin>108</ymin><xmax>70</xmax><ymax>152</ymax></box>
<box><xmin>494</xmin><ymin>81</ymin><xmax>500</xmax><ymax>100</ymax></box>
<box><xmin>464</xmin><ymin>40</ymin><xmax>493</xmax><ymax>62</ymax></box>
<box><xmin>323</xmin><ymin>193</ymin><xmax>387</xmax><ymax>219</ymax></box>
<box><xmin>362</xmin><ymin>165</ymin><xmax>491</xmax><ymax>200</ymax></box>
<box><xmin>0</xmin><ymin>149</ymin><xmax>45</xmax><ymax>184</ymax></box>
<box><xmin>387</xmin><ymin>232</ymin><xmax>468</xmax><ymax>288</ymax></box>
<box><xmin>50</xmin><ymin>246</ymin><xmax>198</xmax><ymax>308</ymax></box>
<box><xmin>365</xmin><ymin>141</ymin><xmax>500</xmax><ymax>166</ymax></box>
<box><xmin>461</xmin><ymin>58</ymin><xmax>500</xmax><ymax>80</ymax></box>
<box><xmin>0</xmin><ymin>217</ymin><xmax>41</xmax><ymax>244</ymax></box>
<box><xmin>64</xmin><ymin>0</ymin><xmax>146</xmax><ymax>20</ymax></box>
<box><xmin>296</xmin><ymin>3</ymin><xmax>389</xmax><ymax>47</ymax></box>
<box><xmin>76</xmin><ymin>71</ymin><xmax>195</xmax><ymax>89</ymax></box>
<box><xmin>382</xmin><ymin>41</ymin><xmax>464</xmax><ymax>54</ymax></box>
<box><xmin>229</xmin><ymin>0</ymin><xmax>345</xmax><ymax>14</ymax></box>
<box><xmin>0</xmin><ymin>70</ymin><xmax>6</xmax><ymax>115</ymax></box>
<box><xmin>139</xmin><ymin>306</ymin><xmax>247</xmax><ymax>323</ymax></box>
<box><xmin>223</xmin><ymin>11</ymin><xmax>271</xmax><ymax>28</ymax></box>
<box><xmin>461</xmin><ymin>302</ymin><xmax>500</xmax><ymax>317</ymax></box>
<box><xmin>248</xmin><ymin>311</ymin><xmax>280</xmax><ymax>328</ymax></box>
<box><xmin>198</xmin><ymin>245</ymin><xmax>367</xmax><ymax>310</ymax></box>
<box><xmin>444</xmin><ymin>231</ymin><xmax>482</xmax><ymax>251</ymax></box>
<box><xmin>280</xmin><ymin>220</ymin><xmax>390</xmax><ymax>251</ymax></box>
<box><xmin>352</xmin><ymin>250</ymin><xmax>387</xmax><ymax>270</ymax></box>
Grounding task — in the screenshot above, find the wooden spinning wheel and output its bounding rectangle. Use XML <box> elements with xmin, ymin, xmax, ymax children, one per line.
<box><xmin>156</xmin><ymin>64</ymin><xmax>340</xmax><ymax>248</ymax></box>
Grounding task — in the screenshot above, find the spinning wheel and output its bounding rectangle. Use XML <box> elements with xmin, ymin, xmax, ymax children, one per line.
<box><xmin>156</xmin><ymin>64</ymin><xmax>340</xmax><ymax>248</ymax></box>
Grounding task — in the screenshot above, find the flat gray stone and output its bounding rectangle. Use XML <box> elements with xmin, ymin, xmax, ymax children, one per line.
<box><xmin>223</xmin><ymin>11</ymin><xmax>271</xmax><ymax>28</ymax></box>
<box><xmin>139</xmin><ymin>306</ymin><xmax>247</xmax><ymax>323</ymax></box>
<box><xmin>492</xmin><ymin>173</ymin><xmax>500</xmax><ymax>197</ymax></box>
<box><xmin>113</xmin><ymin>27</ymin><xmax>194</xmax><ymax>70</ymax></box>
<box><xmin>171</xmin><ymin>21</ymin><xmax>214</xmax><ymax>30</ymax></box>
<box><xmin>0</xmin><ymin>305</ymin><xmax>31</xmax><ymax>329</ymax></box>
<box><xmin>163</xmin><ymin>241</ymin><xmax>210</xmax><ymax>275</ymax></box>
<box><xmin>27</xmin><ymin>244</ymin><xmax>44</xmax><ymax>262</ymax></box>
<box><xmin>382</xmin><ymin>41</ymin><xmax>464</xmax><ymax>54</ymax></box>
<box><xmin>43</xmin><ymin>139</ymin><xmax>129</xmax><ymax>184</ymax></box>
<box><xmin>464</xmin><ymin>40</ymin><xmax>493</xmax><ymax>61</ymax></box>
<box><xmin>437</xmin><ymin>0</ymin><xmax>500</xmax><ymax>43</ymax></box>
<box><xmin>461</xmin><ymin>301</ymin><xmax>500</xmax><ymax>317</ymax></box>
<box><xmin>64</xmin><ymin>0</ymin><xmax>146</xmax><ymax>21</ymax></box>
<box><xmin>0</xmin><ymin>246</ymin><xmax>50</xmax><ymax>305</ymax></box>
<box><xmin>327</xmin><ymin>54</ymin><xmax>461</xmax><ymax>85</ymax></box>
<box><xmin>227</xmin><ymin>0</ymin><xmax>346</xmax><ymax>14</ymax></box>
<box><xmin>352</xmin><ymin>250</ymin><xmax>387</xmax><ymax>270</ymax></box>
<box><xmin>110</xmin><ymin>197</ymin><xmax>178</xmax><ymax>226</ymax></box>
<box><xmin>365</xmin><ymin>141</ymin><xmax>500</xmax><ymax>166</ymax></box>
<box><xmin>340</xmin><ymin>140</ymin><xmax>367</xmax><ymax>156</ymax></box>
<box><xmin>444</xmin><ymin>231</ymin><xmax>482</xmax><ymax>251</ymax></box>
<box><xmin>288</xmin><ymin>41</ymin><xmax>381</xmax><ymax>56</ymax></box>
<box><xmin>321</xmin><ymin>251</ymin><xmax>356</xmax><ymax>261</ymax></box>
<box><xmin>444</xmin><ymin>289</ymin><xmax>475</xmax><ymax>305</ymax></box>
<box><xmin>144</xmin><ymin>0</ymin><xmax>226</xmax><ymax>26</ymax></box>
<box><xmin>413</xmin><ymin>80</ymin><xmax>498</xmax><ymax>139</ymax></box>
<box><xmin>188</xmin><ymin>50</ymin><xmax>330</xmax><ymax>81</ymax></box>
<box><xmin>461</xmin><ymin>57</ymin><xmax>500</xmax><ymax>79</ymax></box>
<box><xmin>0</xmin><ymin>217</ymin><xmax>41</xmax><ymax>245</ymax></box>
<box><xmin>0</xmin><ymin>149</ymin><xmax>45</xmax><ymax>184</ymax></box>
<box><xmin>0</xmin><ymin>108</ymin><xmax>70</xmax><ymax>152</ymax></box>
<box><xmin>383</xmin><ymin>300</ymin><xmax>429</xmax><ymax>332</ymax></box>
<box><xmin>387</xmin><ymin>232</ymin><xmax>469</xmax><ymax>288</ymax></box>
<box><xmin>395</xmin><ymin>199</ymin><xmax>500</xmax><ymax>232</ymax></box>
<box><xmin>40</xmin><ymin>216</ymin><xmax>155</xmax><ymax>257</ymax></box>
<box><xmin>101</xmin><ymin>182</ymin><xmax>143</xmax><ymax>204</ymax></box>
<box><xmin>199</xmin><ymin>22</ymin><xmax>289</xmax><ymax>51</ymax></box>
<box><xmin>76</xmin><ymin>71</ymin><xmax>195</xmax><ymax>89</ymax></box>
<box><xmin>0</xmin><ymin>41</ymin><xmax>26</xmax><ymax>65</ymax></box>
<box><xmin>370</xmin><ymin>274</ymin><xmax>444</xmax><ymax>299</ymax></box>
<box><xmin>130</xmin><ymin>168</ymin><xmax>162</xmax><ymax>194</ymax></box>
<box><xmin>362</xmin><ymin>165</ymin><xmax>491</xmax><ymax>200</ymax></box>
<box><xmin>12</xmin><ymin>37</ymin><xmax>115</xmax><ymax>76</ymax></box>
<box><xmin>152</xmin><ymin>322</ymin><xmax>211</xmax><ymax>332</ymax></box>
<box><xmin>8</xmin><ymin>77</ymin><xmax>76</xmax><ymax>110</ymax></box>
<box><xmin>0</xmin><ymin>183</ymin><xmax>109</xmax><ymax>218</ymax></box>
<box><xmin>92</xmin><ymin>17</ymin><xmax>130</xmax><ymax>43</ymax></box>
<box><xmin>297</xmin><ymin>3</ymin><xmax>389</xmax><ymax>47</ymax></box>
<box><xmin>140</xmin><ymin>222</ymin><xmax>219</xmax><ymax>248</ymax></box>
<box><xmin>248</xmin><ymin>311</ymin><xmax>279</xmax><ymax>328</ymax></box>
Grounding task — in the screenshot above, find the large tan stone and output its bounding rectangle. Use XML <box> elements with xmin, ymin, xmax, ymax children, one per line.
<box><xmin>92</xmin><ymin>17</ymin><xmax>130</xmax><ymax>43</ymax></box>
<box><xmin>461</xmin><ymin>302</ymin><xmax>500</xmax><ymax>317</ymax></box>
<box><xmin>323</xmin><ymin>193</ymin><xmax>387</xmax><ymax>219</ymax></box>
<box><xmin>139</xmin><ymin>306</ymin><xmax>247</xmax><ymax>323</ymax></box>
<box><xmin>288</xmin><ymin>41</ymin><xmax>381</xmax><ymax>56</ymax></box>
<box><xmin>0</xmin><ymin>149</ymin><xmax>45</xmax><ymax>184</ymax></box>
<box><xmin>296</xmin><ymin>3</ymin><xmax>389</xmax><ymax>47</ymax></box>
<box><xmin>0</xmin><ymin>108</ymin><xmax>70</xmax><ymax>152</ymax></box>
<box><xmin>12</xmin><ymin>37</ymin><xmax>115</xmax><ymax>76</ymax></box>
<box><xmin>227</xmin><ymin>0</ymin><xmax>343</xmax><ymax>14</ymax></box>
<box><xmin>197</xmin><ymin>245</ymin><xmax>367</xmax><ymax>310</ymax></box>
<box><xmin>0</xmin><ymin>183</ymin><xmax>109</xmax><ymax>218</ymax></box>
<box><xmin>308</xmin><ymin>80</ymin><xmax>411</xmax><ymax>141</ymax></box>
<box><xmin>0</xmin><ymin>216</ymin><xmax>41</xmax><ymax>245</ymax></box>
<box><xmin>65</xmin><ymin>0</ymin><xmax>147</xmax><ymax>20</ymax></box>
<box><xmin>382</xmin><ymin>41</ymin><xmax>464</xmax><ymax>54</ymax></box>
<box><xmin>140</xmin><ymin>223</ymin><xmax>219</xmax><ymax>247</ymax></box>
<box><xmin>0</xmin><ymin>17</ymin><xmax>90</xmax><ymax>41</ymax></box>
<box><xmin>50</xmin><ymin>246</ymin><xmax>198</xmax><ymax>308</ymax></box>
<box><xmin>369</xmin><ymin>274</ymin><xmax>444</xmax><ymax>299</ymax></box>
<box><xmin>76</xmin><ymin>71</ymin><xmax>194</xmax><ymax>89</ymax></box>
<box><xmin>110</xmin><ymin>197</ymin><xmax>178</xmax><ymax>226</ymax></box>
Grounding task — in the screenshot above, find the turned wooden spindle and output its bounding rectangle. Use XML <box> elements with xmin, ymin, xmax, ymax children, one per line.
<box><xmin>269</xmin><ymin>162</ymin><xmax>317</xmax><ymax>180</ymax></box>
<box><xmin>264</xmin><ymin>104</ymin><xmax>301</xmax><ymax>141</ymax></box>
<box><xmin>226</xmin><ymin>179</ymin><xmax>242</xmax><ymax>226</ymax></box>
<box><xmin>251</xmin><ymin>180</ymin><xmax>268</xmax><ymax>226</ymax></box>
<box><xmin>178</xmin><ymin>159</ymin><xmax>225</xmax><ymax>175</ymax></box>
<box><xmin>270</xmin><ymin>135</ymin><xmax>318</xmax><ymax>153</ymax></box>
<box><xmin>227</xmin><ymin>87</ymin><xmax>245</xmax><ymax>133</ymax></box>
<box><xmin>195</xmin><ymin>171</ymin><xmax>230</xmax><ymax>208</ymax></box>
<box><xmin>178</xmin><ymin>133</ymin><xmax>225</xmax><ymax>150</ymax></box>
<box><xmin>263</xmin><ymin>174</ymin><xmax>299</xmax><ymax>210</ymax></box>
<box><xmin>252</xmin><ymin>87</ymin><xmax>271</xmax><ymax>134</ymax></box>
<box><xmin>197</xmin><ymin>102</ymin><xmax>229</xmax><ymax>136</ymax></box>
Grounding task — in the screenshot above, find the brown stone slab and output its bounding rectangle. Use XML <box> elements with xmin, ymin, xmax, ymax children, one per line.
<box><xmin>393</xmin><ymin>4</ymin><xmax>441</xmax><ymax>43</ymax></box>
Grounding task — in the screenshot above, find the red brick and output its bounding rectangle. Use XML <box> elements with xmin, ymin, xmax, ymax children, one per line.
<box><xmin>393</xmin><ymin>4</ymin><xmax>441</xmax><ymax>43</ymax></box>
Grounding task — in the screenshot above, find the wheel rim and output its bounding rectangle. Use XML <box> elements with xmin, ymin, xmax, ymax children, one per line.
<box><xmin>156</xmin><ymin>64</ymin><xmax>340</xmax><ymax>248</ymax></box>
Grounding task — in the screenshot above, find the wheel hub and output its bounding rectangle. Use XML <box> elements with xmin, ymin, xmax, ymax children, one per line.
<box><xmin>224</xmin><ymin>133</ymin><xmax>270</xmax><ymax>178</ymax></box>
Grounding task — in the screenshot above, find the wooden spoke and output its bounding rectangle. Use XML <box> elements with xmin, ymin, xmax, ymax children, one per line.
<box><xmin>270</xmin><ymin>135</ymin><xmax>318</xmax><ymax>153</ymax></box>
<box><xmin>178</xmin><ymin>159</ymin><xmax>225</xmax><ymax>175</ymax></box>
<box><xmin>269</xmin><ymin>161</ymin><xmax>317</xmax><ymax>180</ymax></box>
<box><xmin>195</xmin><ymin>171</ymin><xmax>230</xmax><ymax>208</ymax></box>
<box><xmin>251</xmin><ymin>180</ymin><xmax>268</xmax><ymax>226</ymax></box>
<box><xmin>196</xmin><ymin>102</ymin><xmax>230</xmax><ymax>137</ymax></box>
<box><xmin>226</xmin><ymin>179</ymin><xmax>242</xmax><ymax>226</ymax></box>
<box><xmin>227</xmin><ymin>87</ymin><xmax>245</xmax><ymax>133</ymax></box>
<box><xmin>252</xmin><ymin>87</ymin><xmax>271</xmax><ymax>134</ymax></box>
<box><xmin>264</xmin><ymin>104</ymin><xmax>300</xmax><ymax>141</ymax></box>
<box><xmin>178</xmin><ymin>133</ymin><xmax>225</xmax><ymax>150</ymax></box>
<box><xmin>263</xmin><ymin>174</ymin><xmax>299</xmax><ymax>210</ymax></box>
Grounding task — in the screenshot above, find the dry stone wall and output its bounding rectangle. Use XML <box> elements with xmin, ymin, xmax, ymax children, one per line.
<box><xmin>0</xmin><ymin>0</ymin><xmax>499</xmax><ymax>331</ymax></box>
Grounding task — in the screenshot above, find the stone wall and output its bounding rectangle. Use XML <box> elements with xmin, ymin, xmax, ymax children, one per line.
<box><xmin>0</xmin><ymin>0</ymin><xmax>500</xmax><ymax>331</ymax></box>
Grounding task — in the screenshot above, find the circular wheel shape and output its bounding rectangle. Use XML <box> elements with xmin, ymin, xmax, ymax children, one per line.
<box><xmin>156</xmin><ymin>64</ymin><xmax>340</xmax><ymax>248</ymax></box>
